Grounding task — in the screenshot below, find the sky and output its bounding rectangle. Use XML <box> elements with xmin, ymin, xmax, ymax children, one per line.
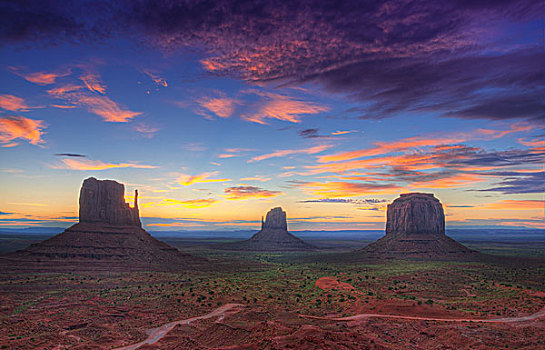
<box><xmin>0</xmin><ymin>0</ymin><xmax>544</xmax><ymax>231</ymax></box>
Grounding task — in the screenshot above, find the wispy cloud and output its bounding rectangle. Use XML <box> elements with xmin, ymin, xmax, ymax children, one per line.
<box><xmin>80</xmin><ymin>72</ymin><xmax>106</xmax><ymax>94</ymax></box>
<box><xmin>0</xmin><ymin>116</ymin><xmax>45</xmax><ymax>147</ymax></box>
<box><xmin>242</xmin><ymin>91</ymin><xmax>329</xmax><ymax>124</ymax></box>
<box><xmin>0</xmin><ymin>94</ymin><xmax>35</xmax><ymax>112</ymax></box>
<box><xmin>143</xmin><ymin>69</ymin><xmax>167</xmax><ymax>87</ymax></box>
<box><xmin>9</xmin><ymin>67</ymin><xmax>71</xmax><ymax>85</ymax></box>
<box><xmin>161</xmin><ymin>198</ymin><xmax>217</xmax><ymax>208</ymax></box>
<box><xmin>198</xmin><ymin>96</ymin><xmax>238</xmax><ymax>118</ymax></box>
<box><xmin>134</xmin><ymin>122</ymin><xmax>160</xmax><ymax>138</ymax></box>
<box><xmin>332</xmin><ymin>130</ymin><xmax>358</xmax><ymax>136</ymax></box>
<box><xmin>55</xmin><ymin>153</ymin><xmax>86</xmax><ymax>157</ymax></box>
<box><xmin>292</xmin><ymin>180</ymin><xmax>401</xmax><ymax>198</ymax></box>
<box><xmin>224</xmin><ymin>185</ymin><xmax>283</xmax><ymax>200</ymax></box>
<box><xmin>250</xmin><ymin>144</ymin><xmax>332</xmax><ymax>162</ymax></box>
<box><xmin>48</xmin><ymin>84</ymin><xmax>141</xmax><ymax>122</ymax></box>
<box><xmin>52</xmin><ymin>158</ymin><xmax>157</xmax><ymax>170</ymax></box>
<box><xmin>177</xmin><ymin>171</ymin><xmax>231</xmax><ymax>186</ymax></box>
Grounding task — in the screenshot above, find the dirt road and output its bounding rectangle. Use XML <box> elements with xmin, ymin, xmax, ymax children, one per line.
<box><xmin>300</xmin><ymin>306</ymin><xmax>545</xmax><ymax>324</ymax></box>
<box><xmin>113</xmin><ymin>303</ymin><xmax>244</xmax><ymax>350</ymax></box>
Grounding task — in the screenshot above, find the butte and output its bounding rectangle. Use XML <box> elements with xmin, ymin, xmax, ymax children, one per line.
<box><xmin>0</xmin><ymin>177</ymin><xmax>205</xmax><ymax>271</ymax></box>
<box><xmin>361</xmin><ymin>193</ymin><xmax>477</xmax><ymax>259</ymax></box>
<box><xmin>220</xmin><ymin>207</ymin><xmax>315</xmax><ymax>251</ymax></box>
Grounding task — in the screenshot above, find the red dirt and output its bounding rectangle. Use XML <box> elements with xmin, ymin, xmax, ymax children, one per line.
<box><xmin>315</xmin><ymin>276</ymin><xmax>356</xmax><ymax>292</ymax></box>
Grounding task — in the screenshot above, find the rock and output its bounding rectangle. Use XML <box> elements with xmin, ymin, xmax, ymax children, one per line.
<box><xmin>79</xmin><ymin>177</ymin><xmax>141</xmax><ymax>227</ymax></box>
<box><xmin>220</xmin><ymin>207</ymin><xmax>315</xmax><ymax>251</ymax></box>
<box><xmin>261</xmin><ymin>207</ymin><xmax>288</xmax><ymax>230</ymax></box>
<box><xmin>361</xmin><ymin>193</ymin><xmax>477</xmax><ymax>259</ymax></box>
<box><xmin>385</xmin><ymin>193</ymin><xmax>444</xmax><ymax>237</ymax></box>
<box><xmin>0</xmin><ymin>177</ymin><xmax>206</xmax><ymax>271</ymax></box>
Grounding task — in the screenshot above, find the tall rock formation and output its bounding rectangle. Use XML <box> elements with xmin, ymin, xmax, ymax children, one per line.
<box><xmin>220</xmin><ymin>207</ymin><xmax>315</xmax><ymax>251</ymax></box>
<box><xmin>385</xmin><ymin>193</ymin><xmax>445</xmax><ymax>236</ymax></box>
<box><xmin>362</xmin><ymin>193</ymin><xmax>475</xmax><ymax>259</ymax></box>
<box><xmin>79</xmin><ymin>177</ymin><xmax>141</xmax><ymax>227</ymax></box>
<box><xmin>0</xmin><ymin>177</ymin><xmax>205</xmax><ymax>271</ymax></box>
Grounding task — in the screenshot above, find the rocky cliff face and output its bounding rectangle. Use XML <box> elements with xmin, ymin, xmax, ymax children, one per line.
<box><xmin>79</xmin><ymin>177</ymin><xmax>141</xmax><ymax>227</ymax></box>
<box><xmin>385</xmin><ymin>193</ymin><xmax>445</xmax><ymax>236</ymax></box>
<box><xmin>261</xmin><ymin>207</ymin><xmax>288</xmax><ymax>230</ymax></box>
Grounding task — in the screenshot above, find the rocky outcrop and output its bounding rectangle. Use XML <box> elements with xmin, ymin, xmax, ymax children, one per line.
<box><xmin>79</xmin><ymin>177</ymin><xmax>141</xmax><ymax>227</ymax></box>
<box><xmin>261</xmin><ymin>207</ymin><xmax>288</xmax><ymax>230</ymax></box>
<box><xmin>0</xmin><ymin>178</ymin><xmax>205</xmax><ymax>271</ymax></box>
<box><xmin>386</xmin><ymin>193</ymin><xmax>444</xmax><ymax>237</ymax></box>
<box><xmin>361</xmin><ymin>193</ymin><xmax>476</xmax><ymax>259</ymax></box>
<box><xmin>220</xmin><ymin>207</ymin><xmax>315</xmax><ymax>251</ymax></box>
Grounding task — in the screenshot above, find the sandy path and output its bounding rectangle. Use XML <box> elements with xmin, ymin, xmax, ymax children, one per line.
<box><xmin>113</xmin><ymin>303</ymin><xmax>244</xmax><ymax>350</ymax></box>
<box><xmin>300</xmin><ymin>306</ymin><xmax>545</xmax><ymax>324</ymax></box>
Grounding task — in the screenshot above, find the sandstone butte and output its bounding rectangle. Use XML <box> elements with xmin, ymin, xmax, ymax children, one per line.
<box><xmin>362</xmin><ymin>193</ymin><xmax>477</xmax><ymax>259</ymax></box>
<box><xmin>0</xmin><ymin>177</ymin><xmax>204</xmax><ymax>271</ymax></box>
<box><xmin>221</xmin><ymin>207</ymin><xmax>315</xmax><ymax>251</ymax></box>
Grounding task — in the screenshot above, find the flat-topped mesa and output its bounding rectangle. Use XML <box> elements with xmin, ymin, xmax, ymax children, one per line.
<box><xmin>261</xmin><ymin>207</ymin><xmax>288</xmax><ymax>230</ymax></box>
<box><xmin>79</xmin><ymin>177</ymin><xmax>141</xmax><ymax>227</ymax></box>
<box><xmin>385</xmin><ymin>193</ymin><xmax>444</xmax><ymax>237</ymax></box>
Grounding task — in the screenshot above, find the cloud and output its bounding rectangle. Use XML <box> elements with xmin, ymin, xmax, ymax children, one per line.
<box><xmin>250</xmin><ymin>144</ymin><xmax>332</xmax><ymax>162</ymax></box>
<box><xmin>299</xmin><ymin>198</ymin><xmax>387</xmax><ymax>204</ymax></box>
<box><xmin>198</xmin><ymin>96</ymin><xmax>238</xmax><ymax>118</ymax></box>
<box><xmin>134</xmin><ymin>122</ymin><xmax>160</xmax><ymax>138</ymax></box>
<box><xmin>2</xmin><ymin>0</ymin><xmax>542</xmax><ymax>123</ymax></box>
<box><xmin>80</xmin><ymin>72</ymin><xmax>106</xmax><ymax>94</ymax></box>
<box><xmin>482</xmin><ymin>199</ymin><xmax>544</xmax><ymax>210</ymax></box>
<box><xmin>162</xmin><ymin>198</ymin><xmax>217</xmax><ymax>208</ymax></box>
<box><xmin>239</xmin><ymin>176</ymin><xmax>271</xmax><ymax>182</ymax></box>
<box><xmin>242</xmin><ymin>91</ymin><xmax>329</xmax><ymax>124</ymax></box>
<box><xmin>0</xmin><ymin>94</ymin><xmax>34</xmax><ymax>112</ymax></box>
<box><xmin>224</xmin><ymin>185</ymin><xmax>283</xmax><ymax>200</ymax></box>
<box><xmin>293</xmin><ymin>181</ymin><xmax>400</xmax><ymax>198</ymax></box>
<box><xmin>478</xmin><ymin>171</ymin><xmax>545</xmax><ymax>194</ymax></box>
<box><xmin>9</xmin><ymin>67</ymin><xmax>71</xmax><ymax>85</ymax></box>
<box><xmin>55</xmin><ymin>153</ymin><xmax>86</xmax><ymax>157</ymax></box>
<box><xmin>143</xmin><ymin>69</ymin><xmax>167</xmax><ymax>87</ymax></box>
<box><xmin>52</xmin><ymin>158</ymin><xmax>157</xmax><ymax>170</ymax></box>
<box><xmin>177</xmin><ymin>171</ymin><xmax>231</xmax><ymax>186</ymax></box>
<box><xmin>48</xmin><ymin>84</ymin><xmax>141</xmax><ymax>122</ymax></box>
<box><xmin>299</xmin><ymin>128</ymin><xmax>325</xmax><ymax>139</ymax></box>
<box><xmin>332</xmin><ymin>130</ymin><xmax>358</xmax><ymax>136</ymax></box>
<box><xmin>0</xmin><ymin>116</ymin><xmax>45</xmax><ymax>147</ymax></box>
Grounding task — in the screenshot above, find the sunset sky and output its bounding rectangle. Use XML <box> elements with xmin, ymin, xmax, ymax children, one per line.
<box><xmin>0</xmin><ymin>1</ymin><xmax>543</xmax><ymax>231</ymax></box>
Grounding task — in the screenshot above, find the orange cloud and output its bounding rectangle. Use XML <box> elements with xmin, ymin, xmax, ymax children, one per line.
<box><xmin>482</xmin><ymin>200</ymin><xmax>544</xmax><ymax>210</ymax></box>
<box><xmin>242</xmin><ymin>91</ymin><xmax>329</xmax><ymax>124</ymax></box>
<box><xmin>199</xmin><ymin>97</ymin><xmax>238</xmax><ymax>118</ymax></box>
<box><xmin>250</xmin><ymin>144</ymin><xmax>332</xmax><ymax>162</ymax></box>
<box><xmin>332</xmin><ymin>130</ymin><xmax>358</xmax><ymax>135</ymax></box>
<box><xmin>518</xmin><ymin>138</ymin><xmax>545</xmax><ymax>148</ymax></box>
<box><xmin>239</xmin><ymin>176</ymin><xmax>271</xmax><ymax>182</ymax></box>
<box><xmin>47</xmin><ymin>85</ymin><xmax>141</xmax><ymax>122</ymax></box>
<box><xmin>0</xmin><ymin>116</ymin><xmax>45</xmax><ymax>147</ymax></box>
<box><xmin>178</xmin><ymin>171</ymin><xmax>231</xmax><ymax>186</ymax></box>
<box><xmin>0</xmin><ymin>95</ymin><xmax>33</xmax><ymax>112</ymax></box>
<box><xmin>10</xmin><ymin>67</ymin><xmax>71</xmax><ymax>85</ymax></box>
<box><xmin>224</xmin><ymin>185</ymin><xmax>283</xmax><ymax>200</ymax></box>
<box><xmin>296</xmin><ymin>181</ymin><xmax>401</xmax><ymax>198</ymax></box>
<box><xmin>53</xmin><ymin>158</ymin><xmax>157</xmax><ymax>170</ymax></box>
<box><xmin>319</xmin><ymin>123</ymin><xmax>532</xmax><ymax>163</ymax></box>
<box><xmin>319</xmin><ymin>136</ymin><xmax>464</xmax><ymax>163</ymax></box>
<box><xmin>162</xmin><ymin>198</ymin><xmax>218</xmax><ymax>208</ymax></box>
<box><xmin>80</xmin><ymin>73</ymin><xmax>106</xmax><ymax>94</ymax></box>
